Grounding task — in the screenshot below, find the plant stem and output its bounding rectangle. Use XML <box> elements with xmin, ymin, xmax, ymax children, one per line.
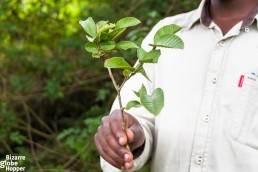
<box><xmin>107</xmin><ymin>68</ymin><xmax>119</xmax><ymax>90</ymax></box>
<box><xmin>107</xmin><ymin>68</ymin><xmax>130</xmax><ymax>150</ymax></box>
<box><xmin>119</xmin><ymin>63</ymin><xmax>142</xmax><ymax>91</ymax></box>
<box><xmin>117</xmin><ymin>89</ymin><xmax>126</xmax><ymax>128</ymax></box>
<box><xmin>106</xmin><ymin>54</ymin><xmax>146</xmax><ymax>152</ymax></box>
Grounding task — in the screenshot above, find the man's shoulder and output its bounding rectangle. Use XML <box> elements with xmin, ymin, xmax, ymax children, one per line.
<box><xmin>142</xmin><ymin>9</ymin><xmax>198</xmax><ymax>50</ymax></box>
<box><xmin>157</xmin><ymin>9</ymin><xmax>197</xmax><ymax>29</ymax></box>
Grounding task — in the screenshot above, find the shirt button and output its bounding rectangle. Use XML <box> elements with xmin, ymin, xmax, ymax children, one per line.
<box><xmin>219</xmin><ymin>40</ymin><xmax>225</xmax><ymax>47</ymax></box>
<box><xmin>195</xmin><ymin>156</ymin><xmax>203</xmax><ymax>165</ymax></box>
<box><xmin>212</xmin><ymin>76</ymin><xmax>218</xmax><ymax>84</ymax></box>
<box><xmin>244</xmin><ymin>28</ymin><xmax>250</xmax><ymax>32</ymax></box>
<box><xmin>203</xmin><ymin>115</ymin><xmax>210</xmax><ymax>123</ymax></box>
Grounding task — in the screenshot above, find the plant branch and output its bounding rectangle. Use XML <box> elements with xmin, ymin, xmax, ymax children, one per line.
<box><xmin>107</xmin><ymin>68</ymin><xmax>119</xmax><ymax>90</ymax></box>
<box><xmin>1</xmin><ymin>140</ymin><xmax>14</xmax><ymax>154</ymax></box>
<box><xmin>119</xmin><ymin>63</ymin><xmax>142</xmax><ymax>91</ymax></box>
<box><xmin>107</xmin><ymin>67</ymin><xmax>130</xmax><ymax>150</ymax></box>
<box><xmin>16</xmin><ymin>119</ymin><xmax>54</xmax><ymax>140</ymax></box>
<box><xmin>0</xmin><ymin>72</ymin><xmax>7</xmax><ymax>98</ymax></box>
<box><xmin>22</xmin><ymin>101</ymin><xmax>43</xmax><ymax>172</ymax></box>
<box><xmin>24</xmin><ymin>102</ymin><xmax>55</xmax><ymax>135</ymax></box>
<box><xmin>23</xmin><ymin>138</ymin><xmax>68</xmax><ymax>158</ymax></box>
<box><xmin>63</xmin><ymin>138</ymin><xmax>94</xmax><ymax>169</ymax></box>
<box><xmin>107</xmin><ymin>68</ymin><xmax>125</xmax><ymax>127</ymax></box>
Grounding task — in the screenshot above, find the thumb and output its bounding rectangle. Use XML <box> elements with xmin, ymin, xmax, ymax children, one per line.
<box><xmin>126</xmin><ymin>129</ymin><xmax>134</xmax><ymax>143</ymax></box>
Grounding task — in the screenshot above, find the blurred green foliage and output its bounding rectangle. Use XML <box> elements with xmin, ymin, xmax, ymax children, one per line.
<box><xmin>0</xmin><ymin>0</ymin><xmax>199</xmax><ymax>171</ymax></box>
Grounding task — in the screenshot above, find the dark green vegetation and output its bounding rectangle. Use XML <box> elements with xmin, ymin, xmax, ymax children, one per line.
<box><xmin>0</xmin><ymin>0</ymin><xmax>199</xmax><ymax>171</ymax></box>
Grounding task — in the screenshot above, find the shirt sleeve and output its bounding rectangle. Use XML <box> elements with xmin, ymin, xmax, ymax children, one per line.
<box><xmin>100</xmin><ymin>19</ymin><xmax>167</xmax><ymax>172</ymax></box>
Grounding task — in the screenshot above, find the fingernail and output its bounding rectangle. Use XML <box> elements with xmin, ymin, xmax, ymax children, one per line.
<box><xmin>124</xmin><ymin>154</ymin><xmax>129</xmax><ymax>161</ymax></box>
<box><xmin>119</xmin><ymin>137</ymin><xmax>125</xmax><ymax>144</ymax></box>
<box><xmin>125</xmin><ymin>162</ymin><xmax>133</xmax><ymax>169</ymax></box>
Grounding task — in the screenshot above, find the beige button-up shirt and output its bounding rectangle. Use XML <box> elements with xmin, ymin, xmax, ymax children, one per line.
<box><xmin>101</xmin><ymin>0</ymin><xmax>258</xmax><ymax>171</ymax></box>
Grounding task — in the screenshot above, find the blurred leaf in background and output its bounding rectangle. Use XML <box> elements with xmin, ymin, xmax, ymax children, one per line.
<box><xmin>0</xmin><ymin>0</ymin><xmax>199</xmax><ymax>171</ymax></box>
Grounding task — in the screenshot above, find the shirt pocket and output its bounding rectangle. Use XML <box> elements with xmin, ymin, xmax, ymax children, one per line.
<box><xmin>231</xmin><ymin>73</ymin><xmax>258</xmax><ymax>149</ymax></box>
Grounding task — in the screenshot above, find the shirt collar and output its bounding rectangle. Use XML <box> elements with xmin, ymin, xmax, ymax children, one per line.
<box><xmin>242</xmin><ymin>7</ymin><xmax>258</xmax><ymax>28</ymax></box>
<box><xmin>182</xmin><ymin>0</ymin><xmax>206</xmax><ymax>30</ymax></box>
<box><xmin>184</xmin><ymin>0</ymin><xmax>258</xmax><ymax>30</ymax></box>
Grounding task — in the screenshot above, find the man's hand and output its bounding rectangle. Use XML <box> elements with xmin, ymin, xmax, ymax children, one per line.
<box><xmin>94</xmin><ymin>109</ymin><xmax>145</xmax><ymax>170</ymax></box>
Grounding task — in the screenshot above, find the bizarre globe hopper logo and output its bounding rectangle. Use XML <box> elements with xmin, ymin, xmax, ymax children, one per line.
<box><xmin>0</xmin><ymin>155</ymin><xmax>26</xmax><ymax>172</ymax></box>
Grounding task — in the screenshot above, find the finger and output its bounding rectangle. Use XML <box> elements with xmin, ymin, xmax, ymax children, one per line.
<box><xmin>124</xmin><ymin>162</ymin><xmax>134</xmax><ymax>170</ymax></box>
<box><xmin>124</xmin><ymin>117</ymin><xmax>134</xmax><ymax>143</ymax></box>
<box><xmin>126</xmin><ymin>129</ymin><xmax>134</xmax><ymax>143</ymax></box>
<box><xmin>110</xmin><ymin>110</ymin><xmax>128</xmax><ymax>145</ymax></box>
<box><xmin>102</xmin><ymin>116</ymin><xmax>133</xmax><ymax>161</ymax></box>
<box><xmin>123</xmin><ymin>111</ymin><xmax>144</xmax><ymax>143</ymax></box>
<box><xmin>128</xmin><ymin>124</ymin><xmax>145</xmax><ymax>150</ymax></box>
<box><xmin>94</xmin><ymin>133</ymin><xmax>123</xmax><ymax>169</ymax></box>
<box><xmin>98</xmin><ymin>126</ymin><xmax>125</xmax><ymax>165</ymax></box>
<box><xmin>126</xmin><ymin>115</ymin><xmax>145</xmax><ymax>150</ymax></box>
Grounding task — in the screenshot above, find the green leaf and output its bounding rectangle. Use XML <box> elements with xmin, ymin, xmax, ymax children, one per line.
<box><xmin>115</xmin><ymin>41</ymin><xmax>138</xmax><ymax>50</ymax></box>
<box><xmin>154</xmin><ymin>24</ymin><xmax>181</xmax><ymax>43</ymax></box>
<box><xmin>152</xmin><ymin>34</ymin><xmax>184</xmax><ymax>49</ymax></box>
<box><xmin>86</xmin><ymin>35</ymin><xmax>94</xmax><ymax>42</ymax></box>
<box><xmin>92</xmin><ymin>51</ymin><xmax>104</xmax><ymax>58</ymax></box>
<box><xmin>115</xmin><ymin>17</ymin><xmax>141</xmax><ymax>29</ymax></box>
<box><xmin>97</xmin><ymin>21</ymin><xmax>108</xmax><ymax>30</ymax></box>
<box><xmin>79</xmin><ymin>17</ymin><xmax>97</xmax><ymax>37</ymax></box>
<box><xmin>140</xmin><ymin>88</ymin><xmax>164</xmax><ymax>115</ymax></box>
<box><xmin>125</xmin><ymin>100</ymin><xmax>141</xmax><ymax>110</ymax></box>
<box><xmin>137</xmin><ymin>66</ymin><xmax>151</xmax><ymax>81</ymax></box>
<box><xmin>10</xmin><ymin>132</ymin><xmax>24</xmax><ymax>145</ymax></box>
<box><xmin>98</xmin><ymin>23</ymin><xmax>115</xmax><ymax>33</ymax></box>
<box><xmin>92</xmin><ymin>53</ymin><xmax>101</xmax><ymax>58</ymax></box>
<box><xmin>99</xmin><ymin>32</ymin><xmax>109</xmax><ymax>41</ymax></box>
<box><xmin>123</xmin><ymin>69</ymin><xmax>132</xmax><ymax>77</ymax></box>
<box><xmin>104</xmin><ymin>57</ymin><xmax>134</xmax><ymax>71</ymax></box>
<box><xmin>134</xmin><ymin>84</ymin><xmax>147</xmax><ymax>98</ymax></box>
<box><xmin>100</xmin><ymin>40</ymin><xmax>116</xmax><ymax>51</ymax></box>
<box><xmin>85</xmin><ymin>42</ymin><xmax>98</xmax><ymax>53</ymax></box>
<box><xmin>139</xmin><ymin>50</ymin><xmax>161</xmax><ymax>63</ymax></box>
<box><xmin>109</xmin><ymin>28</ymin><xmax>126</xmax><ymax>40</ymax></box>
<box><xmin>137</xmin><ymin>48</ymin><xmax>147</xmax><ymax>60</ymax></box>
<box><xmin>57</xmin><ymin>128</ymin><xmax>76</xmax><ymax>140</ymax></box>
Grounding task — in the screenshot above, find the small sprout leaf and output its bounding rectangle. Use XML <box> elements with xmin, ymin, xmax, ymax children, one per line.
<box><xmin>109</xmin><ymin>28</ymin><xmax>126</xmax><ymax>40</ymax></box>
<box><xmin>86</xmin><ymin>35</ymin><xmax>94</xmax><ymax>42</ymax></box>
<box><xmin>125</xmin><ymin>100</ymin><xmax>141</xmax><ymax>110</ymax></box>
<box><xmin>92</xmin><ymin>52</ymin><xmax>104</xmax><ymax>58</ymax></box>
<box><xmin>99</xmin><ymin>32</ymin><xmax>109</xmax><ymax>41</ymax></box>
<box><xmin>140</xmin><ymin>88</ymin><xmax>164</xmax><ymax>116</ymax></box>
<box><xmin>137</xmin><ymin>67</ymin><xmax>151</xmax><ymax>81</ymax></box>
<box><xmin>98</xmin><ymin>23</ymin><xmax>115</xmax><ymax>33</ymax></box>
<box><xmin>134</xmin><ymin>84</ymin><xmax>147</xmax><ymax>98</ymax></box>
<box><xmin>97</xmin><ymin>21</ymin><xmax>108</xmax><ymax>30</ymax></box>
<box><xmin>123</xmin><ymin>69</ymin><xmax>132</xmax><ymax>77</ymax></box>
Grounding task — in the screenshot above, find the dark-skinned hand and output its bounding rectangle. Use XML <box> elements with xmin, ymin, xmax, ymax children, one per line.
<box><xmin>94</xmin><ymin>109</ymin><xmax>145</xmax><ymax>170</ymax></box>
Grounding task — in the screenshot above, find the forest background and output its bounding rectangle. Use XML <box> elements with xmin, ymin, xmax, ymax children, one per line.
<box><xmin>0</xmin><ymin>0</ymin><xmax>199</xmax><ymax>171</ymax></box>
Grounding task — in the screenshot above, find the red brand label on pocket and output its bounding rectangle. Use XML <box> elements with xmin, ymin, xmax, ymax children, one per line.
<box><xmin>238</xmin><ymin>75</ymin><xmax>244</xmax><ymax>87</ymax></box>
